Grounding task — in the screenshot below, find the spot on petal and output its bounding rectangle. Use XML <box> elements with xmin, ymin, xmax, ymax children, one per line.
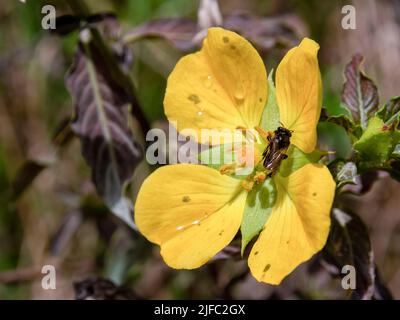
<box><xmin>182</xmin><ymin>195</ymin><xmax>191</xmax><ymax>202</ymax></box>
<box><xmin>188</xmin><ymin>94</ymin><xmax>200</xmax><ymax>104</ymax></box>
<box><xmin>222</xmin><ymin>36</ymin><xmax>229</xmax><ymax>43</ymax></box>
<box><xmin>263</xmin><ymin>264</ymin><xmax>271</xmax><ymax>273</ymax></box>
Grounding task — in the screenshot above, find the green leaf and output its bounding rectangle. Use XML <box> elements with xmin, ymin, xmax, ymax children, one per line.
<box><xmin>328</xmin><ymin>159</ymin><xmax>358</xmax><ymax>189</ymax></box>
<box><xmin>341</xmin><ymin>54</ymin><xmax>379</xmax><ymax>129</ymax></box>
<box><xmin>240</xmin><ymin>178</ymin><xmax>277</xmax><ymax>255</ymax></box>
<box><xmin>323</xmin><ymin>90</ymin><xmax>353</xmax><ymax>119</ymax></box>
<box><xmin>392</xmin><ymin>143</ymin><xmax>400</xmax><ymax>158</ymax></box>
<box><xmin>317</xmin><ymin>122</ymin><xmax>353</xmax><ymax>159</ymax></box>
<box><xmin>278</xmin><ymin>145</ymin><xmax>324</xmax><ymax>177</ymax></box>
<box><xmin>376</xmin><ymin>96</ymin><xmax>400</xmax><ymax>127</ymax></box>
<box><xmin>325</xmin><ymin>114</ymin><xmax>353</xmax><ymax>133</ymax></box>
<box><xmin>260</xmin><ymin>70</ymin><xmax>280</xmax><ymax>132</ymax></box>
<box><xmin>354</xmin><ymin>116</ymin><xmax>400</xmax><ymax>170</ymax></box>
<box><xmin>336</xmin><ymin>162</ymin><xmax>357</xmax><ymax>188</ymax></box>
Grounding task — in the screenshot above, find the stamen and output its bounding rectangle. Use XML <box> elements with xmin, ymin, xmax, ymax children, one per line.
<box><xmin>219</xmin><ymin>163</ymin><xmax>237</xmax><ymax>175</ymax></box>
<box><xmin>255</xmin><ymin>126</ymin><xmax>273</xmax><ymax>142</ymax></box>
<box><xmin>253</xmin><ymin>171</ymin><xmax>266</xmax><ymax>184</ymax></box>
<box><xmin>241</xmin><ymin>179</ymin><xmax>254</xmax><ymax>192</ymax></box>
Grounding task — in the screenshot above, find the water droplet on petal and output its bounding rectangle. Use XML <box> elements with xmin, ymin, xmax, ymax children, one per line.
<box><xmin>192</xmin><ymin>220</ymin><xmax>200</xmax><ymax>225</ymax></box>
<box><xmin>204</xmin><ymin>75</ymin><xmax>213</xmax><ymax>88</ymax></box>
<box><xmin>176</xmin><ymin>225</ymin><xmax>184</xmax><ymax>231</ymax></box>
<box><xmin>234</xmin><ymin>87</ymin><xmax>245</xmax><ymax>104</ymax></box>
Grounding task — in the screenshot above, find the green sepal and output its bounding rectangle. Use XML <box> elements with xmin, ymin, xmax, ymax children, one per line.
<box><xmin>240</xmin><ymin>178</ymin><xmax>277</xmax><ymax>255</ymax></box>
<box><xmin>278</xmin><ymin>145</ymin><xmax>325</xmax><ymax>177</ymax></box>
<box><xmin>260</xmin><ymin>70</ymin><xmax>280</xmax><ymax>132</ymax></box>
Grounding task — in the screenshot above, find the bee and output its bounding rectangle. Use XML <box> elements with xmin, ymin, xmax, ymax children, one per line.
<box><xmin>262</xmin><ymin>126</ymin><xmax>292</xmax><ymax>177</ymax></box>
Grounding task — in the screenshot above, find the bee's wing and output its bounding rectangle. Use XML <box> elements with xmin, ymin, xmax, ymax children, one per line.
<box><xmin>262</xmin><ymin>142</ymin><xmax>277</xmax><ymax>167</ymax></box>
<box><xmin>263</xmin><ymin>144</ymin><xmax>290</xmax><ymax>171</ymax></box>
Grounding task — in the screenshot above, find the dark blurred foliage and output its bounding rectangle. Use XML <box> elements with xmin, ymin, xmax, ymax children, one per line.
<box><xmin>0</xmin><ymin>0</ymin><xmax>399</xmax><ymax>299</ymax></box>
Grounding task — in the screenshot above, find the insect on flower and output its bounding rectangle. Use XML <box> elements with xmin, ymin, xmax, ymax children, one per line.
<box><xmin>259</xmin><ymin>126</ymin><xmax>294</xmax><ymax>177</ymax></box>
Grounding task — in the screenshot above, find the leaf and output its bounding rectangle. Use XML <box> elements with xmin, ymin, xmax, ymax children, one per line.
<box><xmin>66</xmin><ymin>31</ymin><xmax>143</xmax><ymax>228</ymax></box>
<box><xmin>317</xmin><ymin>122</ymin><xmax>353</xmax><ymax>159</ymax></box>
<box><xmin>377</xmin><ymin>96</ymin><xmax>400</xmax><ymax>127</ymax></box>
<box><xmin>373</xmin><ymin>267</ymin><xmax>393</xmax><ymax>300</ymax></box>
<box><xmin>393</xmin><ymin>143</ymin><xmax>400</xmax><ymax>158</ymax></box>
<box><xmin>51</xmin><ymin>13</ymin><xmax>117</xmax><ymax>36</ymax></box>
<box><xmin>354</xmin><ymin>116</ymin><xmax>400</xmax><ymax>171</ymax></box>
<box><xmin>278</xmin><ymin>145</ymin><xmax>324</xmax><ymax>177</ymax></box>
<box><xmin>51</xmin><ymin>14</ymin><xmax>82</xmax><ymax>36</ymax></box>
<box><xmin>325</xmin><ymin>115</ymin><xmax>354</xmax><ymax>133</ymax></box>
<box><xmin>240</xmin><ymin>178</ymin><xmax>277</xmax><ymax>255</ymax></box>
<box><xmin>211</xmin><ymin>244</ymin><xmax>241</xmax><ymax>262</ymax></box>
<box><xmin>336</xmin><ymin>162</ymin><xmax>357</xmax><ymax>188</ymax></box>
<box><xmin>260</xmin><ymin>70</ymin><xmax>280</xmax><ymax>132</ymax></box>
<box><xmin>341</xmin><ymin>53</ymin><xmax>379</xmax><ymax>129</ymax></box>
<box><xmin>74</xmin><ymin>277</ymin><xmax>138</xmax><ymax>300</ymax></box>
<box><xmin>389</xmin><ymin>158</ymin><xmax>400</xmax><ymax>182</ymax></box>
<box><xmin>124</xmin><ymin>18</ymin><xmax>198</xmax><ymax>51</ymax></box>
<box><xmin>9</xmin><ymin>118</ymin><xmax>74</xmax><ymax>201</ymax></box>
<box><xmin>223</xmin><ymin>14</ymin><xmax>304</xmax><ymax>53</ymax></box>
<box><xmin>322</xmin><ymin>208</ymin><xmax>376</xmax><ymax>299</ymax></box>
<box><xmin>124</xmin><ymin>13</ymin><xmax>303</xmax><ymax>54</ymax></box>
<box><xmin>323</xmin><ymin>90</ymin><xmax>352</xmax><ymax>118</ymax></box>
<box><xmin>9</xmin><ymin>160</ymin><xmax>49</xmax><ymax>201</ymax></box>
<box><xmin>329</xmin><ymin>159</ymin><xmax>357</xmax><ymax>189</ymax></box>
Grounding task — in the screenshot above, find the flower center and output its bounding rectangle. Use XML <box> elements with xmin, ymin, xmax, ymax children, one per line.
<box><xmin>218</xmin><ymin>126</ymin><xmax>292</xmax><ymax>192</ymax></box>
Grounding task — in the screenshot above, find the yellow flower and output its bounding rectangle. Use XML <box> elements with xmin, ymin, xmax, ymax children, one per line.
<box><xmin>135</xmin><ymin>28</ymin><xmax>336</xmax><ymax>285</ymax></box>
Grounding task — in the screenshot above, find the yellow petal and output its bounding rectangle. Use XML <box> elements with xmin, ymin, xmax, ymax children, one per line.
<box><xmin>276</xmin><ymin>38</ymin><xmax>322</xmax><ymax>153</ymax></box>
<box><xmin>135</xmin><ymin>164</ymin><xmax>246</xmax><ymax>269</ymax></box>
<box><xmin>248</xmin><ymin>164</ymin><xmax>335</xmax><ymax>284</ymax></box>
<box><xmin>164</xmin><ymin>27</ymin><xmax>268</xmax><ymax>143</ymax></box>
